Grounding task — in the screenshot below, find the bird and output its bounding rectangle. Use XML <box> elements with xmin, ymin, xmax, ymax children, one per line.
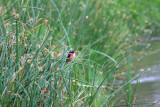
<box><xmin>66</xmin><ymin>51</ymin><xmax>79</xmax><ymax>62</ymax></box>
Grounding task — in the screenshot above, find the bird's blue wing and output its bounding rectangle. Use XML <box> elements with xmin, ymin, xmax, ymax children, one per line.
<box><xmin>67</xmin><ymin>53</ymin><xmax>70</xmax><ymax>58</ymax></box>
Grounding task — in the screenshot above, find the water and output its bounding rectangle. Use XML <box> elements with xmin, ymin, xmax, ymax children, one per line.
<box><xmin>132</xmin><ymin>64</ymin><xmax>160</xmax><ymax>107</ymax></box>
<box><xmin>115</xmin><ymin>41</ymin><xmax>160</xmax><ymax>106</ymax></box>
<box><xmin>131</xmin><ymin>41</ymin><xmax>160</xmax><ymax>107</ymax></box>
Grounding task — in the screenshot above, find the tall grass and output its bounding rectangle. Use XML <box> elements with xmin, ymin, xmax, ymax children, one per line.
<box><xmin>0</xmin><ymin>0</ymin><xmax>159</xmax><ymax>106</ymax></box>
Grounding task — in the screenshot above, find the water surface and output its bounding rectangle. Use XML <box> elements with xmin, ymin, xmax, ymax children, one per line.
<box><xmin>132</xmin><ymin>41</ymin><xmax>160</xmax><ymax>107</ymax></box>
<box><xmin>132</xmin><ymin>64</ymin><xmax>160</xmax><ymax>107</ymax></box>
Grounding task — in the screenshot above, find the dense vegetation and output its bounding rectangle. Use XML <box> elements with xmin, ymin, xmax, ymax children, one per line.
<box><xmin>0</xmin><ymin>0</ymin><xmax>159</xmax><ymax>106</ymax></box>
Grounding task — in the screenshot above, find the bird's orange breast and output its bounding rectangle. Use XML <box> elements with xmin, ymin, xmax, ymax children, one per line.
<box><xmin>70</xmin><ymin>53</ymin><xmax>75</xmax><ymax>57</ymax></box>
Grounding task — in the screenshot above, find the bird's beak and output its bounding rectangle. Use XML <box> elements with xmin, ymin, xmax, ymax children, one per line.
<box><xmin>74</xmin><ymin>51</ymin><xmax>79</xmax><ymax>53</ymax></box>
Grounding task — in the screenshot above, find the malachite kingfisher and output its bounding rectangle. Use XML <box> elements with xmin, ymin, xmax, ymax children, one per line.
<box><xmin>66</xmin><ymin>51</ymin><xmax>79</xmax><ymax>62</ymax></box>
